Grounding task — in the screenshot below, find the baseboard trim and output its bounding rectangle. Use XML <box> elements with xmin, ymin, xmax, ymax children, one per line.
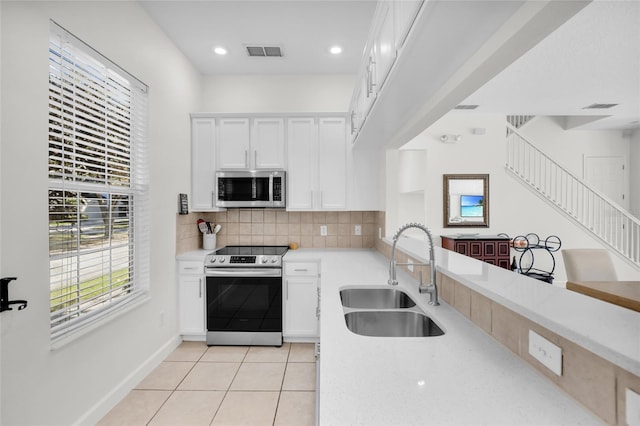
<box><xmin>74</xmin><ymin>334</ymin><xmax>182</xmax><ymax>425</ymax></box>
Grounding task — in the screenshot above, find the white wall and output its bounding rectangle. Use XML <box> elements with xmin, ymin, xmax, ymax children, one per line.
<box><xmin>202</xmin><ymin>74</ymin><xmax>355</xmax><ymax>112</ymax></box>
<box><xmin>519</xmin><ymin>116</ymin><xmax>632</xmax><ymax>211</ymax></box>
<box><xmin>393</xmin><ymin>113</ymin><xmax>640</xmax><ymax>282</ymax></box>
<box><xmin>0</xmin><ymin>2</ymin><xmax>203</xmax><ymax>424</ymax></box>
<box><xmin>631</xmin><ymin>129</ymin><xmax>640</xmax><ymax>217</ymax></box>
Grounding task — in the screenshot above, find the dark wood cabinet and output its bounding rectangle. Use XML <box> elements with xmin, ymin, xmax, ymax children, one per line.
<box><xmin>441</xmin><ymin>235</ymin><xmax>511</xmax><ymax>269</ymax></box>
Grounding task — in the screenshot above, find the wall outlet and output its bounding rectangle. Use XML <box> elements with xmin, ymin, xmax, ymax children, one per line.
<box><xmin>354</xmin><ymin>224</ymin><xmax>362</xmax><ymax>236</ymax></box>
<box><xmin>407</xmin><ymin>258</ymin><xmax>414</xmax><ymax>272</ymax></box>
<box><xmin>528</xmin><ymin>330</ymin><xmax>562</xmax><ymax>376</ymax></box>
<box><xmin>627</xmin><ymin>388</ymin><xmax>640</xmax><ymax>425</ymax></box>
<box><xmin>378</xmin><ymin>227</ymin><xmax>382</xmax><ymax>239</ymax></box>
<box><xmin>320</xmin><ymin>225</ymin><xmax>327</xmax><ymax>236</ymax></box>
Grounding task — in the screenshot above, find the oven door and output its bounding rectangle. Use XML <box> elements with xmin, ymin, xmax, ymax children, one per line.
<box><xmin>205</xmin><ymin>268</ymin><xmax>282</xmax><ymax>346</ymax></box>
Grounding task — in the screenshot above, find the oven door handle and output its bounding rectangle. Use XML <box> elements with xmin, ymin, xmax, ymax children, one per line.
<box><xmin>205</xmin><ymin>268</ymin><xmax>282</xmax><ymax>277</ymax></box>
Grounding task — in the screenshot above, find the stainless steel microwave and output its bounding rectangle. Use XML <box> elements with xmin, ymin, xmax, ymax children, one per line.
<box><xmin>215</xmin><ymin>170</ymin><xmax>286</xmax><ymax>208</ymax></box>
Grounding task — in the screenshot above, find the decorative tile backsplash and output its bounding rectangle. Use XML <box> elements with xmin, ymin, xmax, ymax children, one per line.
<box><xmin>176</xmin><ymin>209</ymin><xmax>385</xmax><ymax>254</ymax></box>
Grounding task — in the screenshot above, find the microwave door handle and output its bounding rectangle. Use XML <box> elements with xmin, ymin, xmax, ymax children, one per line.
<box><xmin>269</xmin><ymin>174</ymin><xmax>274</xmax><ymax>203</ymax></box>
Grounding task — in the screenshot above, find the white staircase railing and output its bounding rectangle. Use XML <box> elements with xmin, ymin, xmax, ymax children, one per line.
<box><xmin>505</xmin><ymin>123</ymin><xmax>640</xmax><ymax>268</ymax></box>
<box><xmin>507</xmin><ymin>115</ymin><xmax>535</xmax><ymax>131</ymax></box>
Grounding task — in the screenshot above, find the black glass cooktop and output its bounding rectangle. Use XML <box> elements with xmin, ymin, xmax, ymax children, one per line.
<box><xmin>215</xmin><ymin>245</ymin><xmax>289</xmax><ymax>256</ymax></box>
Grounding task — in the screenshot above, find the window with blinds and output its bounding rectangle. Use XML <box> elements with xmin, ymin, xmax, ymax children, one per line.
<box><xmin>48</xmin><ymin>21</ymin><xmax>150</xmax><ymax>341</ymax></box>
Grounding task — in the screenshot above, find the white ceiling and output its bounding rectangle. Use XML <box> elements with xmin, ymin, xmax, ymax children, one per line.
<box><xmin>140</xmin><ymin>0</ymin><xmax>640</xmax><ymax>131</ymax></box>
<box><xmin>461</xmin><ymin>0</ymin><xmax>640</xmax><ymax>131</ymax></box>
<box><xmin>139</xmin><ymin>0</ymin><xmax>377</xmax><ymax>75</ymax></box>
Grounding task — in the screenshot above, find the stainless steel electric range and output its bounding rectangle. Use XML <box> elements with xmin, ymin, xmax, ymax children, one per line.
<box><xmin>204</xmin><ymin>245</ymin><xmax>288</xmax><ymax>346</ymax></box>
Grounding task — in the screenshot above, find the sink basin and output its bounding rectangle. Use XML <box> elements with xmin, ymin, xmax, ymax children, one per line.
<box><xmin>340</xmin><ymin>288</ymin><xmax>416</xmax><ymax>309</ymax></box>
<box><xmin>344</xmin><ymin>310</ymin><xmax>445</xmax><ymax>337</ymax></box>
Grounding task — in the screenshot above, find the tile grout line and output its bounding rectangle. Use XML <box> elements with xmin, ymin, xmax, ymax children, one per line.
<box><xmin>209</xmin><ymin>346</ymin><xmax>250</xmax><ymax>425</ymax></box>
<box><xmin>271</xmin><ymin>343</ymin><xmax>293</xmax><ymax>425</ymax></box>
<box><xmin>145</xmin><ymin>346</ymin><xmax>209</xmax><ymax>425</ymax></box>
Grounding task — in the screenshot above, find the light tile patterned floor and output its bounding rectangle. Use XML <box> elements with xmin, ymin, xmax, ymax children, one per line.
<box><xmin>98</xmin><ymin>342</ymin><xmax>316</xmax><ymax>426</ymax></box>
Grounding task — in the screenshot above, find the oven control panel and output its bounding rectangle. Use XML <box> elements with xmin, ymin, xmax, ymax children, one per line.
<box><xmin>206</xmin><ymin>255</ymin><xmax>281</xmax><ymax>267</ymax></box>
<box><xmin>230</xmin><ymin>256</ymin><xmax>256</xmax><ymax>264</ymax></box>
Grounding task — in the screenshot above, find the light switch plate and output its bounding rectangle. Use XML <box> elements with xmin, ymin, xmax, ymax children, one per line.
<box><xmin>528</xmin><ymin>330</ymin><xmax>562</xmax><ymax>376</ymax></box>
<box><xmin>354</xmin><ymin>224</ymin><xmax>362</xmax><ymax>236</ymax></box>
<box><xmin>627</xmin><ymin>388</ymin><xmax>640</xmax><ymax>425</ymax></box>
<box><xmin>407</xmin><ymin>258</ymin><xmax>414</xmax><ymax>272</ymax></box>
<box><xmin>320</xmin><ymin>225</ymin><xmax>327</xmax><ymax>236</ymax></box>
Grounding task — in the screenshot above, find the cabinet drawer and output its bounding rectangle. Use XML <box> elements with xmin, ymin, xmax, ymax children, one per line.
<box><xmin>178</xmin><ymin>261</ymin><xmax>204</xmax><ymax>275</ymax></box>
<box><xmin>284</xmin><ymin>261</ymin><xmax>319</xmax><ymax>276</ymax></box>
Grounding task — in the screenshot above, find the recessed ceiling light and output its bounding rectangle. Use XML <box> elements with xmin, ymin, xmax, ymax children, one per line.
<box><xmin>329</xmin><ymin>46</ymin><xmax>343</xmax><ymax>55</ymax></box>
<box><xmin>213</xmin><ymin>46</ymin><xmax>227</xmax><ymax>55</ymax></box>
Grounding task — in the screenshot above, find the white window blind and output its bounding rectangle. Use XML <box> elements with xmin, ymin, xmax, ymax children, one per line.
<box><xmin>48</xmin><ymin>21</ymin><xmax>150</xmax><ymax>340</ymax></box>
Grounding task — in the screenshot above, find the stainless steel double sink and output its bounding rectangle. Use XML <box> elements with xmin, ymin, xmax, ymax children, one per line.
<box><xmin>339</xmin><ymin>287</ymin><xmax>445</xmax><ymax>337</ymax></box>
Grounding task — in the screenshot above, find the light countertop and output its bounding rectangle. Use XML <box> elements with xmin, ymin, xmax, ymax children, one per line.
<box><xmin>391</xmin><ymin>236</ymin><xmax>640</xmax><ymax>376</ymax></box>
<box><xmin>284</xmin><ymin>247</ymin><xmax>611</xmax><ymax>425</ymax></box>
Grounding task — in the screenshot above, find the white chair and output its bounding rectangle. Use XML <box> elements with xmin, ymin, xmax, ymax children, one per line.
<box><xmin>561</xmin><ymin>249</ymin><xmax>617</xmax><ymax>282</ymax></box>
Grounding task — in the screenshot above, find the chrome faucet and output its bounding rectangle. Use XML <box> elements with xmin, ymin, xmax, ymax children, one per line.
<box><xmin>388</xmin><ymin>223</ymin><xmax>440</xmax><ymax>306</ymax></box>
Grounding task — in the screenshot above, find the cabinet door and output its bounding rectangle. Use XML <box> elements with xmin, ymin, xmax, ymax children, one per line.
<box><xmin>317</xmin><ymin>117</ymin><xmax>346</xmax><ymax>210</ymax></box>
<box><xmin>178</xmin><ymin>275</ymin><xmax>205</xmax><ymax>335</ymax></box>
<box><xmin>373</xmin><ymin>0</ymin><xmax>396</xmax><ymax>91</ymax></box>
<box><xmin>218</xmin><ymin>118</ymin><xmax>250</xmax><ymax>169</ymax></box>
<box><xmin>287</xmin><ymin>118</ymin><xmax>316</xmax><ymax>210</ymax></box>
<box><xmin>394</xmin><ymin>0</ymin><xmax>424</xmax><ymax>49</ymax></box>
<box><xmin>284</xmin><ymin>277</ymin><xmax>319</xmax><ymax>338</ymax></box>
<box><xmin>252</xmin><ymin>118</ymin><xmax>285</xmax><ymax>169</ymax></box>
<box><xmin>191</xmin><ymin>118</ymin><xmax>216</xmax><ymax>211</ymax></box>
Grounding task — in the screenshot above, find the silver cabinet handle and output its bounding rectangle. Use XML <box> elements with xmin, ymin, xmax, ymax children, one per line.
<box><xmin>254</xmin><ymin>150</ymin><xmax>258</xmax><ymax>168</ymax></box>
<box><xmin>244</xmin><ymin>150</ymin><xmax>248</xmax><ymax>168</ymax></box>
<box><xmin>367</xmin><ymin>56</ymin><xmax>376</xmax><ymax>96</ymax></box>
<box><xmin>285</xmin><ymin>279</ymin><xmax>289</xmax><ymax>300</ymax></box>
<box><xmin>294</xmin><ymin>269</ymin><xmax>308</xmax><ymax>272</ymax></box>
<box><xmin>198</xmin><ymin>277</ymin><xmax>202</xmax><ymax>298</ymax></box>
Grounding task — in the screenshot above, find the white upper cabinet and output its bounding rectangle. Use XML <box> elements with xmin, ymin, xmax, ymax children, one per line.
<box><xmin>191</xmin><ymin>117</ymin><xmax>218</xmax><ymax>211</ymax></box>
<box><xmin>251</xmin><ymin>118</ymin><xmax>286</xmax><ymax>169</ymax></box>
<box><xmin>348</xmin><ymin>0</ymin><xmax>424</xmax><ymax>146</ymax></box>
<box><xmin>372</xmin><ymin>0</ymin><xmax>396</xmax><ymax>92</ymax></box>
<box><xmin>287</xmin><ymin>117</ymin><xmax>316</xmax><ymax>210</ymax></box>
<box><xmin>217</xmin><ymin>118</ymin><xmax>251</xmax><ymax>169</ymax></box>
<box><xmin>317</xmin><ymin>117</ymin><xmax>347</xmax><ymax>210</ymax></box>
<box><xmin>217</xmin><ymin>117</ymin><xmax>285</xmax><ymax>170</ymax></box>
<box><xmin>394</xmin><ymin>0</ymin><xmax>424</xmax><ymax>50</ymax></box>
<box><xmin>287</xmin><ymin>116</ymin><xmax>347</xmax><ymax>211</ymax></box>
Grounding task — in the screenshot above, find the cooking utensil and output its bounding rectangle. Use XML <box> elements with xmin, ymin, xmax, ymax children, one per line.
<box><xmin>197</xmin><ymin>219</ymin><xmax>208</xmax><ymax>234</ymax></box>
<box><xmin>213</xmin><ymin>224</ymin><xmax>222</xmax><ymax>234</ymax></box>
<box><xmin>206</xmin><ymin>222</ymin><xmax>213</xmax><ymax>233</ymax></box>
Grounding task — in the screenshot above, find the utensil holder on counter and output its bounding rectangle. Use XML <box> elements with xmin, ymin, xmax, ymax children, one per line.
<box><xmin>203</xmin><ymin>234</ymin><xmax>216</xmax><ymax>250</ymax></box>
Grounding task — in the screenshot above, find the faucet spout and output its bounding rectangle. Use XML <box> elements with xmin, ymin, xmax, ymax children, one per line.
<box><xmin>388</xmin><ymin>223</ymin><xmax>439</xmax><ymax>306</ymax></box>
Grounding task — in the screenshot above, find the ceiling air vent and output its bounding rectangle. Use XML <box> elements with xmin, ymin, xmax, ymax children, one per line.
<box><xmin>454</xmin><ymin>104</ymin><xmax>479</xmax><ymax>110</ymax></box>
<box><xmin>245</xmin><ymin>45</ymin><xmax>283</xmax><ymax>57</ymax></box>
<box><xmin>583</xmin><ymin>103</ymin><xmax>618</xmax><ymax>109</ymax></box>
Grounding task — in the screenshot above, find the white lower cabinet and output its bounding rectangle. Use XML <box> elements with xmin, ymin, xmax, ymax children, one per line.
<box><xmin>177</xmin><ymin>260</ymin><xmax>206</xmax><ymax>340</ymax></box>
<box><xmin>283</xmin><ymin>260</ymin><xmax>320</xmax><ymax>341</ymax></box>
